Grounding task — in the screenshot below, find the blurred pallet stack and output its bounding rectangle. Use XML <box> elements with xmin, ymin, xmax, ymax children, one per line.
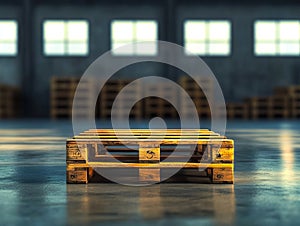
<box><xmin>267</xmin><ymin>96</ymin><xmax>290</xmax><ymax>119</ymax></box>
<box><xmin>98</xmin><ymin>80</ymin><xmax>142</xmax><ymax>120</ymax></box>
<box><xmin>50</xmin><ymin>76</ymin><xmax>300</xmax><ymax>120</ymax></box>
<box><xmin>179</xmin><ymin>76</ymin><xmax>213</xmax><ymax>118</ymax></box>
<box><xmin>143</xmin><ymin>81</ymin><xmax>179</xmax><ymax>119</ymax></box>
<box><xmin>100</xmin><ymin>80</ymin><xmax>143</xmax><ymax>120</ymax></box>
<box><xmin>274</xmin><ymin>86</ymin><xmax>300</xmax><ymax>118</ymax></box>
<box><xmin>0</xmin><ymin>84</ymin><xmax>20</xmax><ymax>118</ymax></box>
<box><xmin>51</xmin><ymin>77</ymin><xmax>97</xmax><ymax>119</ymax></box>
<box><xmin>226</xmin><ymin>103</ymin><xmax>248</xmax><ymax>119</ymax></box>
<box><xmin>98</xmin><ymin>80</ymin><xmax>123</xmax><ymax>119</ymax></box>
<box><xmin>246</xmin><ymin>97</ymin><xmax>269</xmax><ymax>119</ymax></box>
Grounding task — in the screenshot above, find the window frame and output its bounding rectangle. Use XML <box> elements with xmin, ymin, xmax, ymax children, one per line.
<box><xmin>0</xmin><ymin>19</ymin><xmax>18</xmax><ymax>57</ymax></box>
<box><xmin>254</xmin><ymin>20</ymin><xmax>300</xmax><ymax>57</ymax></box>
<box><xmin>110</xmin><ymin>19</ymin><xmax>159</xmax><ymax>56</ymax></box>
<box><xmin>42</xmin><ymin>19</ymin><xmax>90</xmax><ymax>57</ymax></box>
<box><xmin>183</xmin><ymin>19</ymin><xmax>232</xmax><ymax>57</ymax></box>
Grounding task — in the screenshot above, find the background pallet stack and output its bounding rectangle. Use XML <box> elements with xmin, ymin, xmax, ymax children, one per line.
<box><xmin>0</xmin><ymin>84</ymin><xmax>20</xmax><ymax>119</ymax></box>
<box><xmin>143</xmin><ymin>81</ymin><xmax>179</xmax><ymax>119</ymax></box>
<box><xmin>51</xmin><ymin>77</ymin><xmax>97</xmax><ymax>119</ymax></box>
<box><xmin>226</xmin><ymin>103</ymin><xmax>248</xmax><ymax>119</ymax></box>
<box><xmin>179</xmin><ymin>76</ymin><xmax>213</xmax><ymax>118</ymax></box>
<box><xmin>246</xmin><ymin>97</ymin><xmax>269</xmax><ymax>119</ymax></box>
<box><xmin>50</xmin><ymin>76</ymin><xmax>300</xmax><ymax>120</ymax></box>
<box><xmin>99</xmin><ymin>80</ymin><xmax>143</xmax><ymax>120</ymax></box>
<box><xmin>274</xmin><ymin>86</ymin><xmax>300</xmax><ymax>118</ymax></box>
<box><xmin>267</xmin><ymin>96</ymin><xmax>290</xmax><ymax>119</ymax></box>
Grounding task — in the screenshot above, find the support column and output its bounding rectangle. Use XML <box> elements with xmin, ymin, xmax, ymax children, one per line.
<box><xmin>21</xmin><ymin>0</ymin><xmax>34</xmax><ymax>117</ymax></box>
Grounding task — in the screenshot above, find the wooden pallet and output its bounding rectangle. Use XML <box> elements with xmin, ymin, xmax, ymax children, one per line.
<box><xmin>0</xmin><ymin>84</ymin><xmax>20</xmax><ymax>118</ymax></box>
<box><xmin>50</xmin><ymin>77</ymin><xmax>97</xmax><ymax>119</ymax></box>
<box><xmin>66</xmin><ymin>129</ymin><xmax>234</xmax><ymax>184</ymax></box>
<box><xmin>179</xmin><ymin>76</ymin><xmax>213</xmax><ymax>118</ymax></box>
<box><xmin>226</xmin><ymin>103</ymin><xmax>249</xmax><ymax>119</ymax></box>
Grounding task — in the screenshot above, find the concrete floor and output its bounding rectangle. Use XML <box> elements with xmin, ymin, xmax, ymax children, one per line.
<box><xmin>0</xmin><ymin>120</ymin><xmax>300</xmax><ymax>226</ymax></box>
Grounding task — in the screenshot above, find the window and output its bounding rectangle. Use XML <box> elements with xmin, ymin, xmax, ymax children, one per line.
<box><xmin>184</xmin><ymin>20</ymin><xmax>231</xmax><ymax>56</ymax></box>
<box><xmin>255</xmin><ymin>20</ymin><xmax>300</xmax><ymax>56</ymax></box>
<box><xmin>0</xmin><ymin>21</ymin><xmax>18</xmax><ymax>56</ymax></box>
<box><xmin>43</xmin><ymin>20</ymin><xmax>89</xmax><ymax>56</ymax></box>
<box><xmin>111</xmin><ymin>20</ymin><xmax>158</xmax><ymax>56</ymax></box>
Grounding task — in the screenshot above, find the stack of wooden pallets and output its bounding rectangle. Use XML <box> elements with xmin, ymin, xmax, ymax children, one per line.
<box><xmin>226</xmin><ymin>103</ymin><xmax>248</xmax><ymax>119</ymax></box>
<box><xmin>51</xmin><ymin>77</ymin><xmax>97</xmax><ymax>119</ymax></box>
<box><xmin>99</xmin><ymin>80</ymin><xmax>143</xmax><ymax>120</ymax></box>
<box><xmin>246</xmin><ymin>96</ymin><xmax>290</xmax><ymax>119</ymax></box>
<box><xmin>228</xmin><ymin>85</ymin><xmax>300</xmax><ymax>120</ymax></box>
<box><xmin>246</xmin><ymin>97</ymin><xmax>269</xmax><ymax>119</ymax></box>
<box><xmin>143</xmin><ymin>82</ymin><xmax>179</xmax><ymax>119</ymax></box>
<box><xmin>179</xmin><ymin>76</ymin><xmax>213</xmax><ymax>118</ymax></box>
<box><xmin>0</xmin><ymin>84</ymin><xmax>20</xmax><ymax>118</ymax></box>
<box><xmin>267</xmin><ymin>96</ymin><xmax>290</xmax><ymax>119</ymax></box>
<box><xmin>274</xmin><ymin>85</ymin><xmax>300</xmax><ymax>118</ymax></box>
<box><xmin>66</xmin><ymin>129</ymin><xmax>234</xmax><ymax>184</ymax></box>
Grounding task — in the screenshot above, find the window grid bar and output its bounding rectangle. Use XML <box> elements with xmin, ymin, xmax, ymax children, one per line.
<box><xmin>275</xmin><ymin>22</ymin><xmax>280</xmax><ymax>54</ymax></box>
<box><xmin>0</xmin><ymin>40</ymin><xmax>16</xmax><ymax>43</ymax></box>
<box><xmin>133</xmin><ymin>22</ymin><xmax>137</xmax><ymax>55</ymax></box>
<box><xmin>64</xmin><ymin>22</ymin><xmax>68</xmax><ymax>55</ymax></box>
<box><xmin>205</xmin><ymin>22</ymin><xmax>209</xmax><ymax>55</ymax></box>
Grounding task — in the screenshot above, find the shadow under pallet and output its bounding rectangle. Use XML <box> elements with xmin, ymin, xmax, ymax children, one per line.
<box><xmin>66</xmin><ymin>129</ymin><xmax>234</xmax><ymax>184</ymax></box>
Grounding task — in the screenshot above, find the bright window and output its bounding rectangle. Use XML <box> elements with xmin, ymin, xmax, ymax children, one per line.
<box><xmin>255</xmin><ymin>20</ymin><xmax>300</xmax><ymax>56</ymax></box>
<box><xmin>0</xmin><ymin>21</ymin><xmax>18</xmax><ymax>56</ymax></box>
<box><xmin>43</xmin><ymin>20</ymin><xmax>89</xmax><ymax>56</ymax></box>
<box><xmin>111</xmin><ymin>20</ymin><xmax>158</xmax><ymax>56</ymax></box>
<box><xmin>184</xmin><ymin>20</ymin><xmax>231</xmax><ymax>56</ymax></box>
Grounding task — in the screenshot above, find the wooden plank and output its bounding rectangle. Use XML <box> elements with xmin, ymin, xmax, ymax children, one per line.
<box><xmin>68</xmin><ymin>162</ymin><xmax>233</xmax><ymax>168</ymax></box>
<box><xmin>212</xmin><ymin>168</ymin><xmax>233</xmax><ymax>183</ymax></box>
<box><xmin>66</xmin><ymin>167</ymin><xmax>88</xmax><ymax>184</ymax></box>
<box><xmin>211</xmin><ymin>144</ymin><xmax>234</xmax><ymax>163</ymax></box>
<box><xmin>66</xmin><ymin>143</ymin><xmax>87</xmax><ymax>161</ymax></box>
<box><xmin>67</xmin><ymin>139</ymin><xmax>231</xmax><ymax>146</ymax></box>
<box><xmin>139</xmin><ymin>144</ymin><xmax>160</xmax><ymax>163</ymax></box>
<box><xmin>139</xmin><ymin>169</ymin><xmax>160</xmax><ymax>183</ymax></box>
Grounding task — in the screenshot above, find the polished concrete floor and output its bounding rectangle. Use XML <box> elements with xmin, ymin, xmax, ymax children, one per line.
<box><xmin>0</xmin><ymin>120</ymin><xmax>300</xmax><ymax>226</ymax></box>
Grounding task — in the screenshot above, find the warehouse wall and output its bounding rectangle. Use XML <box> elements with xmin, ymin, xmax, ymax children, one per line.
<box><xmin>1</xmin><ymin>1</ymin><xmax>300</xmax><ymax>117</ymax></box>
<box><xmin>31</xmin><ymin>4</ymin><xmax>164</xmax><ymax>117</ymax></box>
<box><xmin>177</xmin><ymin>4</ymin><xmax>300</xmax><ymax>101</ymax></box>
<box><xmin>0</xmin><ymin>6</ymin><xmax>21</xmax><ymax>86</ymax></box>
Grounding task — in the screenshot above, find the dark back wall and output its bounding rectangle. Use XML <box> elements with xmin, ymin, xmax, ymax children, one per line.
<box><xmin>0</xmin><ymin>1</ymin><xmax>299</xmax><ymax>117</ymax></box>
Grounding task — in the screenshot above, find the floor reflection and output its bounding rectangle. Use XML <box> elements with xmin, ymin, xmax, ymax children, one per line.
<box><xmin>67</xmin><ymin>184</ymin><xmax>236</xmax><ymax>225</ymax></box>
<box><xmin>279</xmin><ymin>130</ymin><xmax>295</xmax><ymax>183</ymax></box>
